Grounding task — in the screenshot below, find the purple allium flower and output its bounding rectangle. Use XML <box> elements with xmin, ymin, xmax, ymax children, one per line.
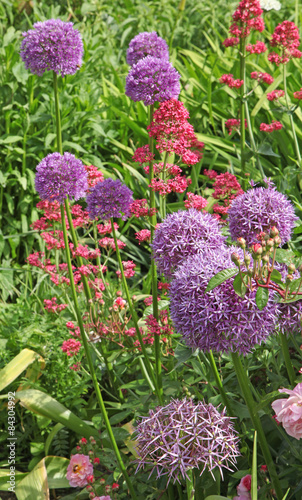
<box><xmin>169</xmin><ymin>246</ymin><xmax>278</xmax><ymax>354</ymax></box>
<box><xmin>20</xmin><ymin>19</ymin><xmax>83</xmax><ymax>77</ymax></box>
<box><xmin>35</xmin><ymin>152</ymin><xmax>88</xmax><ymax>204</ymax></box>
<box><xmin>87</xmin><ymin>178</ymin><xmax>133</xmax><ymax>221</ymax></box>
<box><xmin>151</xmin><ymin>209</ymin><xmax>226</xmax><ymax>279</ymax></box>
<box><xmin>274</xmin><ymin>263</ymin><xmax>302</xmax><ymax>335</ymax></box>
<box><xmin>126</xmin><ymin>32</ymin><xmax>169</xmax><ymax>66</ymax></box>
<box><xmin>135</xmin><ymin>398</ymin><xmax>240</xmax><ymax>484</ymax></box>
<box><xmin>228</xmin><ymin>183</ymin><xmax>297</xmax><ymax>246</ymax></box>
<box><xmin>125</xmin><ymin>56</ymin><xmax>180</xmax><ymax>106</ymax></box>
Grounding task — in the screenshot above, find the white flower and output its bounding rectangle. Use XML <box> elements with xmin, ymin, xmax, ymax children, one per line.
<box><xmin>260</xmin><ymin>0</ymin><xmax>281</xmax><ymax>10</ymax></box>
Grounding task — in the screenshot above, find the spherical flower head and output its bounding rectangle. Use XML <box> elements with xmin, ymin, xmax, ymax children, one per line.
<box><xmin>127</xmin><ymin>32</ymin><xmax>169</xmax><ymax>66</ymax></box>
<box><xmin>274</xmin><ymin>263</ymin><xmax>302</xmax><ymax>335</ymax></box>
<box><xmin>66</xmin><ymin>454</ymin><xmax>93</xmax><ymax>487</ymax></box>
<box><xmin>35</xmin><ymin>152</ymin><xmax>88</xmax><ymax>205</ymax></box>
<box><xmin>272</xmin><ymin>383</ymin><xmax>302</xmax><ymax>439</ymax></box>
<box><xmin>87</xmin><ymin>178</ymin><xmax>133</xmax><ymax>221</ymax></box>
<box><xmin>169</xmin><ymin>246</ymin><xmax>278</xmax><ymax>354</ymax></box>
<box><xmin>20</xmin><ymin>19</ymin><xmax>83</xmax><ymax>77</ymax></box>
<box><xmin>228</xmin><ymin>183</ymin><xmax>297</xmax><ymax>246</ymax></box>
<box><xmin>125</xmin><ymin>56</ymin><xmax>180</xmax><ymax>106</ymax></box>
<box><xmin>135</xmin><ymin>398</ymin><xmax>240</xmax><ymax>484</ymax></box>
<box><xmin>151</xmin><ymin>209</ymin><xmax>226</xmax><ymax>279</ymax></box>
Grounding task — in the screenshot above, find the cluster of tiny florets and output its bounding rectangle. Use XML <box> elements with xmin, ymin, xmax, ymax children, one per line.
<box><xmin>126</xmin><ymin>32</ymin><xmax>169</xmax><ymax>66</ymax></box>
<box><xmin>135</xmin><ymin>398</ymin><xmax>240</xmax><ymax>484</ymax></box>
<box><xmin>268</xmin><ymin>21</ymin><xmax>302</xmax><ymax>65</ymax></box>
<box><xmin>169</xmin><ymin>246</ymin><xmax>278</xmax><ymax>354</ymax></box>
<box><xmin>35</xmin><ymin>152</ymin><xmax>88</xmax><ymax>204</ymax></box>
<box><xmin>125</xmin><ymin>56</ymin><xmax>180</xmax><ymax>106</ymax></box>
<box><xmin>87</xmin><ymin>178</ymin><xmax>133</xmax><ymax>221</ymax></box>
<box><xmin>20</xmin><ymin>19</ymin><xmax>83</xmax><ymax>77</ymax></box>
<box><xmin>228</xmin><ymin>183</ymin><xmax>297</xmax><ymax>245</ymax></box>
<box><xmin>151</xmin><ymin>209</ymin><xmax>226</xmax><ymax>279</ymax></box>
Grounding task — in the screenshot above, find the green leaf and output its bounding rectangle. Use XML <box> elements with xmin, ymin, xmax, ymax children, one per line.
<box><xmin>204</xmin><ymin>496</ymin><xmax>230</xmax><ymax>500</ymax></box>
<box><xmin>255</xmin><ymin>287</ymin><xmax>269</xmax><ymax>310</ymax></box>
<box><xmin>44</xmin><ymin>423</ymin><xmax>64</xmax><ymax>456</ymax></box>
<box><xmin>205</xmin><ymin>268</ymin><xmax>238</xmax><ymax>292</ymax></box>
<box><xmin>15</xmin><ymin>458</ymin><xmax>49</xmax><ymax>500</ymax></box>
<box><xmin>0</xmin><ymin>349</ymin><xmax>45</xmax><ymax>392</ymax></box>
<box><xmin>258</xmin><ymin>144</ymin><xmax>280</xmax><ymax>158</ymax></box>
<box><xmin>251</xmin><ymin>432</ymin><xmax>257</xmax><ymax>500</ymax></box>
<box><xmin>233</xmin><ymin>273</ymin><xmax>247</xmax><ymax>298</ymax></box>
<box><xmin>275</xmin><ymin>249</ymin><xmax>295</xmax><ymax>265</ymax></box>
<box><xmin>288</xmin><ymin>278</ymin><xmax>302</xmax><ymax>294</ymax></box>
<box><xmin>270</xmin><ymin>269</ymin><xmax>283</xmax><ymax>285</ymax></box>
<box><xmin>15</xmin><ymin>389</ymin><xmax>98</xmax><ymax>439</ymax></box>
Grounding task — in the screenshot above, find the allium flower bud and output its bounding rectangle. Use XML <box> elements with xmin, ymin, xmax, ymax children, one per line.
<box><xmin>237</xmin><ymin>237</ymin><xmax>246</xmax><ymax>248</ymax></box>
<box><xmin>288</xmin><ymin>263</ymin><xmax>296</xmax><ymax>274</ymax></box>
<box><xmin>135</xmin><ymin>398</ymin><xmax>240</xmax><ymax>484</ymax></box>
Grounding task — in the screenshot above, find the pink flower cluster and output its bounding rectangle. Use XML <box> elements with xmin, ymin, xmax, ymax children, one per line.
<box><xmin>246</xmin><ymin>41</ymin><xmax>267</xmax><ymax>54</ymax></box>
<box><xmin>149</xmin><ymin>175</ymin><xmax>191</xmax><ymax>195</ymax></box>
<box><xmin>132</xmin><ymin>144</ymin><xmax>155</xmax><ymax>165</ymax></box>
<box><xmin>269</xmin><ymin>21</ymin><xmax>302</xmax><ymax>65</ymax></box>
<box><xmin>44</xmin><ymin>297</ymin><xmax>67</xmax><ymax>313</ymax></box>
<box><xmin>203</xmin><ymin>170</ymin><xmax>243</xmax><ymax>219</ymax></box>
<box><xmin>147</xmin><ymin>99</ymin><xmax>204</xmax><ymax>165</ymax></box>
<box><xmin>267</xmin><ymin>89</ymin><xmax>285</xmax><ymax>101</ymax></box>
<box><xmin>135</xmin><ymin>229</ymin><xmax>151</xmax><ymax>244</ymax></box>
<box><xmin>225</xmin><ymin>118</ymin><xmax>247</xmax><ymax>135</ymax></box>
<box><xmin>184</xmin><ymin>192</ymin><xmax>208</xmax><ymax>211</ymax></box>
<box><xmin>219</xmin><ymin>74</ymin><xmax>243</xmax><ymax>89</ymax></box>
<box><xmin>229</xmin><ymin>0</ymin><xmax>264</xmax><ymax>39</ymax></box>
<box><xmin>250</xmin><ymin>71</ymin><xmax>274</xmax><ymax>84</ymax></box>
<box><xmin>272</xmin><ymin>383</ymin><xmax>302</xmax><ymax>439</ymax></box>
<box><xmin>99</xmin><ymin>237</ymin><xmax>126</xmax><ymax>251</ymax></box>
<box><xmin>61</xmin><ymin>338</ymin><xmax>82</xmax><ymax>356</ymax></box>
<box><xmin>260</xmin><ymin>120</ymin><xmax>283</xmax><ymax>132</ymax></box>
<box><xmin>116</xmin><ymin>260</ymin><xmax>136</xmax><ymax>279</ymax></box>
<box><xmin>293</xmin><ymin>88</ymin><xmax>302</xmax><ymax>100</ymax></box>
<box><xmin>130</xmin><ymin>199</ymin><xmax>157</xmax><ymax>218</ymax></box>
<box><xmin>234</xmin><ymin>474</ymin><xmax>252</xmax><ymax>500</ymax></box>
<box><xmin>85</xmin><ymin>164</ymin><xmax>104</xmax><ymax>189</ymax></box>
<box><xmin>97</xmin><ymin>222</ymin><xmax>118</xmax><ymax>234</ymax></box>
<box><xmin>223</xmin><ymin>37</ymin><xmax>239</xmax><ymax>48</ymax></box>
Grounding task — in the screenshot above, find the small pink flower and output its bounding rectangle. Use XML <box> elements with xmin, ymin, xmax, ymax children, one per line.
<box><xmin>233</xmin><ymin>474</ymin><xmax>252</xmax><ymax>499</ymax></box>
<box><xmin>94</xmin><ymin>496</ymin><xmax>112</xmax><ymax>500</ymax></box>
<box><xmin>271</xmin><ymin>382</ymin><xmax>302</xmax><ymax>439</ymax></box>
<box><xmin>293</xmin><ymin>88</ymin><xmax>302</xmax><ymax>100</ymax></box>
<box><xmin>66</xmin><ymin>454</ymin><xmax>93</xmax><ymax>487</ymax></box>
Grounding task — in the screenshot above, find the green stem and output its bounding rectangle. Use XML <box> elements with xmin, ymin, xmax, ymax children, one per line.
<box><xmin>239</xmin><ymin>38</ymin><xmax>246</xmax><ymax>174</ymax></box>
<box><xmin>279</xmin><ymin>330</ymin><xmax>296</xmax><ymax>386</ymax></box>
<box><xmin>60</xmin><ymin>205</ymin><xmax>136</xmax><ymax>499</ymax></box>
<box><xmin>231</xmin><ymin>353</ymin><xmax>283</xmax><ymax>500</ymax></box>
<box><xmin>53</xmin><ymin>70</ymin><xmax>120</xmax><ymax>398</ymax></box>
<box><xmin>283</xmin><ymin>64</ymin><xmax>302</xmax><ymax>167</ymax></box>
<box><xmin>207</xmin><ymin>351</ymin><xmax>234</xmax><ymax>417</ymax></box>
<box><xmin>159</xmin><ymin>151</ymin><xmax>169</xmax><ymax>220</ymax></box>
<box><xmin>111</xmin><ymin>219</ymin><xmax>162</xmax><ymax>402</ymax></box>
<box><xmin>148</xmin><ymin>105</ymin><xmax>163</xmax><ymax>402</ymax></box>
<box><xmin>244</xmin><ymin>101</ymin><xmax>265</xmax><ymax>178</ymax></box>
<box><xmin>295</xmin><ymin>0</ymin><xmax>299</xmax><ymax>27</ymax></box>
<box><xmin>186</xmin><ymin>470</ymin><xmax>195</xmax><ymax>500</ymax></box>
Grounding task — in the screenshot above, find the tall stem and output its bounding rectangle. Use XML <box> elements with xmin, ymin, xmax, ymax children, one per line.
<box><xmin>239</xmin><ymin>38</ymin><xmax>246</xmax><ymax>173</ymax></box>
<box><xmin>295</xmin><ymin>0</ymin><xmax>299</xmax><ymax>27</ymax></box>
<box><xmin>244</xmin><ymin>101</ymin><xmax>265</xmax><ymax>178</ymax></box>
<box><xmin>207</xmin><ymin>351</ymin><xmax>234</xmax><ymax>417</ymax></box>
<box><xmin>186</xmin><ymin>470</ymin><xmax>195</xmax><ymax>500</ymax></box>
<box><xmin>283</xmin><ymin>64</ymin><xmax>301</xmax><ymax>165</ymax></box>
<box><xmin>53</xmin><ymin>70</ymin><xmax>119</xmax><ymax>396</ymax></box>
<box><xmin>231</xmin><ymin>353</ymin><xmax>283</xmax><ymax>500</ymax></box>
<box><xmin>60</xmin><ymin>205</ymin><xmax>137</xmax><ymax>499</ymax></box>
<box><xmin>111</xmin><ymin>219</ymin><xmax>163</xmax><ymax>403</ymax></box>
<box><xmin>279</xmin><ymin>331</ymin><xmax>296</xmax><ymax>386</ymax></box>
<box><xmin>148</xmin><ymin>105</ymin><xmax>163</xmax><ymax>402</ymax></box>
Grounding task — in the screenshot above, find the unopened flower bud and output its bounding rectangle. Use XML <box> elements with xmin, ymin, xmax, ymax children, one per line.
<box><xmin>288</xmin><ymin>263</ymin><xmax>296</xmax><ymax>274</ymax></box>
<box><xmin>100</xmin><ymin>478</ymin><xmax>106</xmax><ymax>485</ymax></box>
<box><xmin>286</xmin><ymin>274</ymin><xmax>293</xmax><ymax>284</ymax></box>
<box><xmin>251</xmin><ymin>243</ymin><xmax>263</xmax><ymax>256</ymax></box>
<box><xmin>270</xmin><ymin>226</ymin><xmax>279</xmax><ymax>237</ymax></box>
<box><xmin>237</xmin><ymin>237</ymin><xmax>246</xmax><ymax>249</ymax></box>
<box><xmin>266</xmin><ymin>238</ymin><xmax>274</xmax><ymax>249</ymax></box>
<box><xmin>262</xmin><ymin>255</ymin><xmax>269</xmax><ymax>264</ymax></box>
<box><xmin>86</xmin><ymin>485</ymin><xmax>93</xmax><ymax>492</ymax></box>
<box><xmin>89</xmin><ymin>436</ymin><xmax>96</xmax><ymax>445</ymax></box>
<box><xmin>273</xmin><ymin>236</ymin><xmax>282</xmax><ymax>247</ymax></box>
<box><xmin>231</xmin><ymin>252</ymin><xmax>241</xmax><ymax>267</ymax></box>
<box><xmin>244</xmin><ymin>255</ymin><xmax>251</xmax><ymax>267</ymax></box>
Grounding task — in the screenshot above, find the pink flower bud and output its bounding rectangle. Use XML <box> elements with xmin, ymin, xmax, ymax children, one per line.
<box><xmin>86</xmin><ymin>475</ymin><xmax>94</xmax><ymax>484</ymax></box>
<box><xmin>274</xmin><ymin>235</ymin><xmax>282</xmax><ymax>247</ymax></box>
<box><xmin>288</xmin><ymin>263</ymin><xmax>296</xmax><ymax>274</ymax></box>
<box><xmin>237</xmin><ymin>237</ymin><xmax>246</xmax><ymax>248</ymax></box>
<box><xmin>80</xmin><ymin>438</ymin><xmax>87</xmax><ymax>445</ymax></box>
<box><xmin>251</xmin><ymin>243</ymin><xmax>263</xmax><ymax>255</ymax></box>
<box><xmin>231</xmin><ymin>252</ymin><xmax>241</xmax><ymax>266</ymax></box>
<box><xmin>93</xmin><ymin>457</ymin><xmax>100</xmax><ymax>464</ymax></box>
<box><xmin>266</xmin><ymin>238</ymin><xmax>274</xmax><ymax>248</ymax></box>
<box><xmin>270</xmin><ymin>226</ymin><xmax>279</xmax><ymax>237</ymax></box>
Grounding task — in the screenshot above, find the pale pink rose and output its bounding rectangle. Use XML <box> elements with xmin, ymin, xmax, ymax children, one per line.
<box><xmin>271</xmin><ymin>383</ymin><xmax>302</xmax><ymax>439</ymax></box>
<box><xmin>66</xmin><ymin>454</ymin><xmax>93</xmax><ymax>487</ymax></box>
<box><xmin>233</xmin><ymin>474</ymin><xmax>252</xmax><ymax>500</ymax></box>
<box><xmin>94</xmin><ymin>497</ymin><xmax>111</xmax><ymax>500</ymax></box>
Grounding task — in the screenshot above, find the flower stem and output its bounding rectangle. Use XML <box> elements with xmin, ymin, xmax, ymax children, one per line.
<box><xmin>239</xmin><ymin>38</ymin><xmax>246</xmax><ymax>174</ymax></box>
<box><xmin>283</xmin><ymin>64</ymin><xmax>302</xmax><ymax>167</ymax></box>
<box><xmin>111</xmin><ymin>219</ymin><xmax>162</xmax><ymax>403</ymax></box>
<box><xmin>53</xmin><ymin>72</ymin><xmax>62</xmax><ymax>155</ymax></box>
<box><xmin>186</xmin><ymin>470</ymin><xmax>195</xmax><ymax>500</ymax></box>
<box><xmin>60</xmin><ymin>205</ymin><xmax>137</xmax><ymax>499</ymax></box>
<box><xmin>207</xmin><ymin>350</ymin><xmax>234</xmax><ymax>417</ymax></box>
<box><xmin>244</xmin><ymin>101</ymin><xmax>265</xmax><ymax>178</ymax></box>
<box><xmin>278</xmin><ymin>330</ymin><xmax>296</xmax><ymax>386</ymax></box>
<box><xmin>231</xmin><ymin>352</ymin><xmax>283</xmax><ymax>500</ymax></box>
<box><xmin>148</xmin><ymin>105</ymin><xmax>163</xmax><ymax>403</ymax></box>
